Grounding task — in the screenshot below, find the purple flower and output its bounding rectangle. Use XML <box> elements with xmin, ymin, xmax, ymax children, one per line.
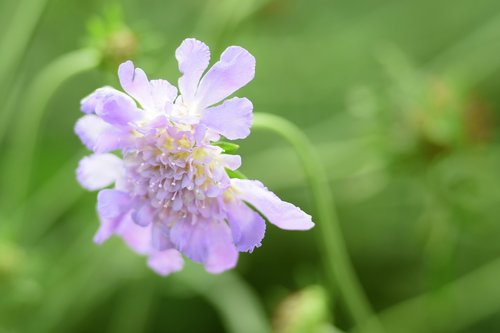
<box><xmin>75</xmin><ymin>38</ymin><xmax>314</xmax><ymax>275</ymax></box>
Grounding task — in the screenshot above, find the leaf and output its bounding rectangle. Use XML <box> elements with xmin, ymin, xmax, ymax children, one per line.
<box><xmin>214</xmin><ymin>141</ymin><xmax>240</xmax><ymax>154</ymax></box>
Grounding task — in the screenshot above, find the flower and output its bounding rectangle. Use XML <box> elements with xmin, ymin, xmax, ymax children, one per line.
<box><xmin>75</xmin><ymin>38</ymin><xmax>314</xmax><ymax>276</ymax></box>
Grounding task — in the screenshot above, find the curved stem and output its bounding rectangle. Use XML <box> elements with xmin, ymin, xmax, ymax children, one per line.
<box><xmin>0</xmin><ymin>48</ymin><xmax>101</xmax><ymax>210</ymax></box>
<box><xmin>252</xmin><ymin>113</ymin><xmax>383</xmax><ymax>332</ymax></box>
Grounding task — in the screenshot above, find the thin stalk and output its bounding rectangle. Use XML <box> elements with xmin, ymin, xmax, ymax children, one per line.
<box><xmin>252</xmin><ymin>113</ymin><xmax>383</xmax><ymax>332</ymax></box>
<box><xmin>1</xmin><ymin>48</ymin><xmax>101</xmax><ymax>210</ymax></box>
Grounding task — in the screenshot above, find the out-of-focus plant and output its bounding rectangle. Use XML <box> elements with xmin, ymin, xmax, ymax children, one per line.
<box><xmin>377</xmin><ymin>47</ymin><xmax>492</xmax><ymax>162</ymax></box>
<box><xmin>85</xmin><ymin>6</ymin><xmax>138</xmax><ymax>71</ymax></box>
<box><xmin>273</xmin><ymin>285</ymin><xmax>335</xmax><ymax>333</ymax></box>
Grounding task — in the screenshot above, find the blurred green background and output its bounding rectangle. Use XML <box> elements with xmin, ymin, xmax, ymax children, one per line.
<box><xmin>1</xmin><ymin>0</ymin><xmax>500</xmax><ymax>332</ymax></box>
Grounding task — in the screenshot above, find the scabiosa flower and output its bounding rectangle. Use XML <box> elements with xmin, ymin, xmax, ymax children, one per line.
<box><xmin>75</xmin><ymin>38</ymin><xmax>314</xmax><ymax>276</ymax></box>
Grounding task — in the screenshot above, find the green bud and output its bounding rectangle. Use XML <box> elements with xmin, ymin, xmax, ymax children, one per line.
<box><xmin>86</xmin><ymin>5</ymin><xmax>138</xmax><ymax>70</ymax></box>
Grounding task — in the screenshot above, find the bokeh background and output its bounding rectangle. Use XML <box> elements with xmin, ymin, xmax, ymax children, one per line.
<box><xmin>1</xmin><ymin>0</ymin><xmax>500</xmax><ymax>332</ymax></box>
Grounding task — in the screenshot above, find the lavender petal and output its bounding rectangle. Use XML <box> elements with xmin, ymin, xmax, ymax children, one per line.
<box><xmin>231</xmin><ymin>179</ymin><xmax>315</xmax><ymax>230</ymax></box>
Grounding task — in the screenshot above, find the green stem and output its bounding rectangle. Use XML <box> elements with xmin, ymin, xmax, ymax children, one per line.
<box><xmin>1</xmin><ymin>48</ymin><xmax>101</xmax><ymax>210</ymax></box>
<box><xmin>252</xmin><ymin>113</ymin><xmax>383</xmax><ymax>332</ymax></box>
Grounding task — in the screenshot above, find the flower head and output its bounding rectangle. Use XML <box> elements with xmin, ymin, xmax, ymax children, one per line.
<box><xmin>76</xmin><ymin>38</ymin><xmax>314</xmax><ymax>275</ymax></box>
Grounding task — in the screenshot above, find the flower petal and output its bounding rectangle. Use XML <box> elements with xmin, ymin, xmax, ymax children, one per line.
<box><xmin>118</xmin><ymin>60</ymin><xmax>154</xmax><ymax>110</ymax></box>
<box><xmin>203</xmin><ymin>222</ymin><xmax>238</xmax><ymax>274</ymax></box>
<box><xmin>81</xmin><ymin>86</ymin><xmax>118</xmax><ymax>114</ymax></box>
<box><xmin>169</xmin><ymin>220</ymin><xmax>204</xmax><ymax>263</ymax></box>
<box><xmin>97</xmin><ymin>189</ymin><xmax>132</xmax><ymax>219</ymax></box>
<box><xmin>152</xmin><ymin>222</ymin><xmax>173</xmax><ymax>251</ymax></box>
<box><xmin>75</xmin><ymin>114</ymin><xmax>131</xmax><ymax>153</ymax></box>
<box><xmin>201</xmin><ymin>97</ymin><xmax>253</xmax><ymax>140</ymax></box>
<box><xmin>118</xmin><ymin>61</ymin><xmax>177</xmax><ymax>112</ymax></box>
<box><xmin>131</xmin><ymin>203</ymin><xmax>155</xmax><ymax>227</ymax></box>
<box><xmin>176</xmin><ymin>38</ymin><xmax>210</xmax><ymax>104</ymax></box>
<box><xmin>75</xmin><ymin>114</ymin><xmax>111</xmax><ymax>149</ymax></box>
<box><xmin>231</xmin><ymin>179</ymin><xmax>314</xmax><ymax>230</ymax></box>
<box><xmin>94</xmin><ymin>217</ymin><xmax>123</xmax><ymax>245</ymax></box>
<box><xmin>77</xmin><ymin>154</ymin><xmax>123</xmax><ymax>191</ymax></box>
<box><xmin>150</xmin><ymin>79</ymin><xmax>177</xmax><ymax>111</ymax></box>
<box><xmin>94</xmin><ymin>189</ymin><xmax>132</xmax><ymax>244</ymax></box>
<box><xmin>227</xmin><ymin>200</ymin><xmax>266</xmax><ymax>252</ymax></box>
<box><xmin>117</xmin><ymin>217</ymin><xmax>152</xmax><ymax>255</ymax></box>
<box><xmin>170</xmin><ymin>219</ymin><xmax>238</xmax><ymax>274</ymax></box>
<box><xmin>219</xmin><ymin>154</ymin><xmax>241</xmax><ymax>170</ymax></box>
<box><xmin>147</xmin><ymin>249</ymin><xmax>184</xmax><ymax>276</ymax></box>
<box><xmin>95</xmin><ymin>90</ymin><xmax>142</xmax><ymax>126</ymax></box>
<box><xmin>195</xmin><ymin>46</ymin><xmax>255</xmax><ymax>108</ymax></box>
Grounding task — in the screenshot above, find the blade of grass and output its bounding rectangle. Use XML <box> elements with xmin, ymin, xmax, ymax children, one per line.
<box><xmin>0</xmin><ymin>48</ymin><xmax>100</xmax><ymax>210</ymax></box>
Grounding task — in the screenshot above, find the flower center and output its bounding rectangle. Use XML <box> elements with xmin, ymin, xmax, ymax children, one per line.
<box><xmin>123</xmin><ymin>125</ymin><xmax>230</xmax><ymax>225</ymax></box>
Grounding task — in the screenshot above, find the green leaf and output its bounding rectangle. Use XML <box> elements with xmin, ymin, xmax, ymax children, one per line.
<box><xmin>214</xmin><ymin>141</ymin><xmax>240</xmax><ymax>154</ymax></box>
<box><xmin>225</xmin><ymin>168</ymin><xmax>247</xmax><ymax>179</ymax></box>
